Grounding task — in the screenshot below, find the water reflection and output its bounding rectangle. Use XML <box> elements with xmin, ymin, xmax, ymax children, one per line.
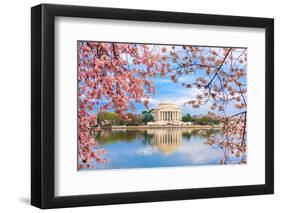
<box><xmin>145</xmin><ymin>129</ymin><xmax>182</xmax><ymax>154</ymax></box>
<box><xmin>90</xmin><ymin>128</ymin><xmax>240</xmax><ymax>170</ymax></box>
<box><xmin>95</xmin><ymin>128</ymin><xmax>214</xmax><ymax>154</ymax></box>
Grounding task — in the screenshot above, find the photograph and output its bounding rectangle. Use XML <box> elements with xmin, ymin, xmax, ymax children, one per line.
<box><xmin>77</xmin><ymin>41</ymin><xmax>247</xmax><ymax>171</ymax></box>
<box><xmin>29</xmin><ymin>2</ymin><xmax>274</xmax><ymax>209</ymax></box>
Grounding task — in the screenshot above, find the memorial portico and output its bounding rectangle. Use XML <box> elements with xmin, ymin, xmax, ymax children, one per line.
<box><xmin>151</xmin><ymin>103</ymin><xmax>182</xmax><ymax>125</ymax></box>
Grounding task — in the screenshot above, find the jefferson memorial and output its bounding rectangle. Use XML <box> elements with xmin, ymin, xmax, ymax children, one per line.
<box><xmin>148</xmin><ymin>103</ymin><xmax>184</xmax><ymax>126</ymax></box>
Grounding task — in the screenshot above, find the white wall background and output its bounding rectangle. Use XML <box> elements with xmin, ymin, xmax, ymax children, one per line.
<box><xmin>0</xmin><ymin>0</ymin><xmax>279</xmax><ymax>212</ymax></box>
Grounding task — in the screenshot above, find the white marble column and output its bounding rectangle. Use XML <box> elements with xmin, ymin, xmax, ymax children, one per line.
<box><xmin>168</xmin><ymin>111</ymin><xmax>171</xmax><ymax>121</ymax></box>
<box><xmin>168</xmin><ymin>111</ymin><xmax>169</xmax><ymax>121</ymax></box>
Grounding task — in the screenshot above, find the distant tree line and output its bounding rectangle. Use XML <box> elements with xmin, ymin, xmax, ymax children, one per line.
<box><xmin>97</xmin><ymin>110</ymin><xmax>154</xmax><ymax>126</ymax></box>
<box><xmin>97</xmin><ymin>111</ymin><xmax>220</xmax><ymax>126</ymax></box>
<box><xmin>182</xmin><ymin>113</ymin><xmax>221</xmax><ymax>125</ymax></box>
<box><xmin>97</xmin><ymin>111</ymin><xmax>141</xmax><ymax>126</ymax></box>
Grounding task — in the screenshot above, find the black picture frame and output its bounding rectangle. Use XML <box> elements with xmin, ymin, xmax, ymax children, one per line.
<box><xmin>31</xmin><ymin>3</ymin><xmax>274</xmax><ymax>209</ymax></box>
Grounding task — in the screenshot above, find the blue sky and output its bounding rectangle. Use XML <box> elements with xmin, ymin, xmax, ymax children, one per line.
<box><xmin>135</xmin><ymin>72</ymin><xmax>246</xmax><ymax>116</ymax></box>
<box><xmin>132</xmin><ymin>46</ymin><xmax>247</xmax><ymax>116</ymax></box>
<box><xmin>134</xmin><ymin>74</ymin><xmax>210</xmax><ymax>116</ymax></box>
<box><xmin>83</xmin><ymin>44</ymin><xmax>247</xmax><ymax>117</ymax></box>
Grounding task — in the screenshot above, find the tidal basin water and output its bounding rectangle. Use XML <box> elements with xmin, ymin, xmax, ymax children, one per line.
<box><xmin>89</xmin><ymin>128</ymin><xmax>240</xmax><ymax>170</ymax></box>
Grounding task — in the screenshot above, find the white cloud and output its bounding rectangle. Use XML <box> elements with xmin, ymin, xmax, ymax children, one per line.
<box><xmin>177</xmin><ymin>142</ymin><xmax>223</xmax><ymax>164</ymax></box>
<box><xmin>149</xmin><ymin>87</ymin><xmax>198</xmax><ymax>106</ymax></box>
<box><xmin>147</xmin><ymin>87</ymin><xmax>212</xmax><ymax>115</ymax></box>
<box><xmin>136</xmin><ymin>146</ymin><xmax>157</xmax><ymax>156</ymax></box>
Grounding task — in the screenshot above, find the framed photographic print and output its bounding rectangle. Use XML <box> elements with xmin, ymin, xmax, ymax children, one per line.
<box><xmin>31</xmin><ymin>3</ymin><xmax>274</xmax><ymax>209</ymax></box>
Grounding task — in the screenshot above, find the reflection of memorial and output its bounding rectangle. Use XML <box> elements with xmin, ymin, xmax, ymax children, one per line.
<box><xmin>147</xmin><ymin>129</ymin><xmax>182</xmax><ymax>154</ymax></box>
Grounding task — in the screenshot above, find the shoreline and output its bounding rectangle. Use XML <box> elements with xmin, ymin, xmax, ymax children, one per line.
<box><xmin>99</xmin><ymin>125</ymin><xmax>222</xmax><ymax>130</ymax></box>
